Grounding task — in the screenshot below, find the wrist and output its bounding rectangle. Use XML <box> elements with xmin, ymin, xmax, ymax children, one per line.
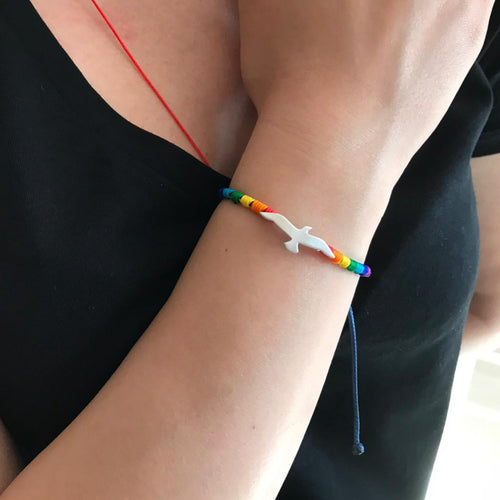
<box><xmin>256</xmin><ymin>84</ymin><xmax>410</xmax><ymax>184</ymax></box>
<box><xmin>230</xmin><ymin>116</ymin><xmax>394</xmax><ymax>259</ymax></box>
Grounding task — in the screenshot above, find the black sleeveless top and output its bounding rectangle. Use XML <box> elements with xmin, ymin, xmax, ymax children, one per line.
<box><xmin>1</xmin><ymin>1</ymin><xmax>500</xmax><ymax>498</ymax></box>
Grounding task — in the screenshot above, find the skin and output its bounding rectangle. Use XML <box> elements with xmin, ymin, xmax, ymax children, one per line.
<box><xmin>0</xmin><ymin>0</ymin><xmax>500</xmax><ymax>498</ymax></box>
<box><xmin>27</xmin><ymin>0</ymin><xmax>258</xmax><ymax>179</ymax></box>
<box><xmin>464</xmin><ymin>152</ymin><xmax>500</xmax><ymax>356</ymax></box>
<box><xmin>0</xmin><ymin>422</ymin><xmax>23</xmax><ymax>494</ymax></box>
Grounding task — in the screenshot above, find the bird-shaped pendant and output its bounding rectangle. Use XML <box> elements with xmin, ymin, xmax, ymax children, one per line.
<box><xmin>260</xmin><ymin>211</ymin><xmax>335</xmax><ymax>259</ymax></box>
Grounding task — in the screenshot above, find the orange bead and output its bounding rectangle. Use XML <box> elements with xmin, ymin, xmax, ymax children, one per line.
<box><xmin>251</xmin><ymin>200</ymin><xmax>268</xmax><ymax>213</ymax></box>
<box><xmin>330</xmin><ymin>249</ymin><xmax>343</xmax><ymax>264</ymax></box>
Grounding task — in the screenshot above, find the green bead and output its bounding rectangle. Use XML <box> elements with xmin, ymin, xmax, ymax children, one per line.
<box><xmin>347</xmin><ymin>259</ymin><xmax>358</xmax><ymax>272</ymax></box>
<box><xmin>229</xmin><ymin>190</ymin><xmax>245</xmax><ymax>203</ymax></box>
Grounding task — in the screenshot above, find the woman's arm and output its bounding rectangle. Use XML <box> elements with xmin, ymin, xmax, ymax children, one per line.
<box><xmin>1</xmin><ymin>105</ymin><xmax>393</xmax><ymax>500</ymax></box>
<box><xmin>461</xmin><ymin>153</ymin><xmax>500</xmax><ymax>356</ymax></box>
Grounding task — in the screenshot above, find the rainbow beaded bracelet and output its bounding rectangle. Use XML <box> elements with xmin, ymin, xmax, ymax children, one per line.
<box><xmin>217</xmin><ymin>188</ymin><xmax>371</xmax><ymax>278</ymax></box>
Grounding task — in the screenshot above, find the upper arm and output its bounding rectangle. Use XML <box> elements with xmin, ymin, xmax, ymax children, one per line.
<box><xmin>470</xmin><ymin>152</ymin><xmax>500</xmax><ymax>330</ymax></box>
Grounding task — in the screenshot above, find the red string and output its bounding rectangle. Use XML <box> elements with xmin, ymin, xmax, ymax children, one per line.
<box><xmin>89</xmin><ymin>0</ymin><xmax>210</xmax><ymax>167</ymax></box>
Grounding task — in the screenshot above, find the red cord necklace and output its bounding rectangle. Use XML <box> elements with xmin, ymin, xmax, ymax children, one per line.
<box><xmin>89</xmin><ymin>0</ymin><xmax>210</xmax><ymax>167</ymax></box>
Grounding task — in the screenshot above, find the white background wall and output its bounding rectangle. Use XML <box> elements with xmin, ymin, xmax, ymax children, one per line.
<box><xmin>426</xmin><ymin>348</ymin><xmax>500</xmax><ymax>500</ymax></box>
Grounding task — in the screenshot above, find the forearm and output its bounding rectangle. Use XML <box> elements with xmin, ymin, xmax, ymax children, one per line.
<box><xmin>2</xmin><ymin>110</ymin><xmax>397</xmax><ymax>499</ymax></box>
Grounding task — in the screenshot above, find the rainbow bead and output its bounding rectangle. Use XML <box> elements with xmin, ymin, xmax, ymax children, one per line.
<box><xmin>217</xmin><ymin>187</ymin><xmax>372</xmax><ymax>277</ymax></box>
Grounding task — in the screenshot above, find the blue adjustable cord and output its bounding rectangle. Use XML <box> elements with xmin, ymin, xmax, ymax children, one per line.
<box><xmin>348</xmin><ymin>306</ymin><xmax>365</xmax><ymax>455</ymax></box>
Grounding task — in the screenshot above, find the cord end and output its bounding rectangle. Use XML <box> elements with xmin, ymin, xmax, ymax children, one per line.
<box><xmin>352</xmin><ymin>442</ymin><xmax>365</xmax><ymax>456</ymax></box>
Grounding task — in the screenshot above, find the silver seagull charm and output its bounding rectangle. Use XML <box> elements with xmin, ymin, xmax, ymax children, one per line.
<box><xmin>260</xmin><ymin>211</ymin><xmax>335</xmax><ymax>259</ymax></box>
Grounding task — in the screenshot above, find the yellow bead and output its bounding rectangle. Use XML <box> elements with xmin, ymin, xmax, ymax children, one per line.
<box><xmin>339</xmin><ymin>255</ymin><xmax>351</xmax><ymax>268</ymax></box>
<box><xmin>240</xmin><ymin>195</ymin><xmax>255</xmax><ymax>207</ymax></box>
